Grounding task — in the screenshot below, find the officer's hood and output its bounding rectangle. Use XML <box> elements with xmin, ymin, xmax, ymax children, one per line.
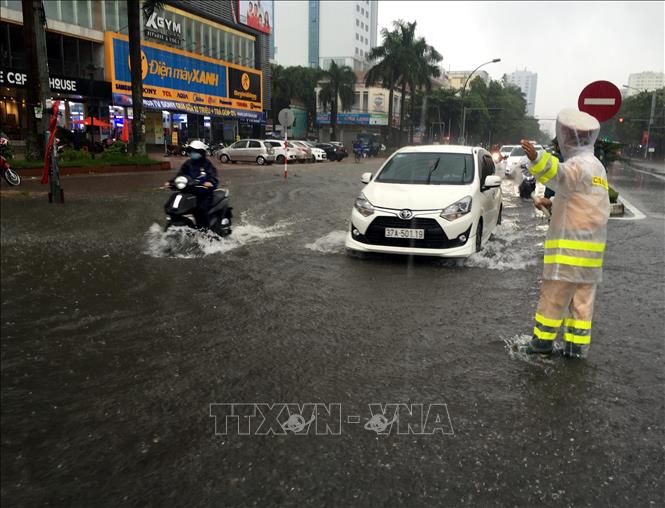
<box><xmin>555</xmin><ymin>108</ymin><xmax>600</xmax><ymax>160</ymax></box>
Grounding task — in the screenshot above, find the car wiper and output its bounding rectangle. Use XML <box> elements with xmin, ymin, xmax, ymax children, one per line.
<box><xmin>461</xmin><ymin>157</ymin><xmax>468</xmax><ymax>183</ymax></box>
<box><xmin>426</xmin><ymin>157</ymin><xmax>441</xmax><ymax>184</ymax></box>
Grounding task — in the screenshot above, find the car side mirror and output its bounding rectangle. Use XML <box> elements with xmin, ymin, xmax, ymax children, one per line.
<box><xmin>361</xmin><ymin>172</ymin><xmax>372</xmax><ymax>184</ymax></box>
<box><xmin>483</xmin><ymin>175</ymin><xmax>501</xmax><ymax>189</ymax></box>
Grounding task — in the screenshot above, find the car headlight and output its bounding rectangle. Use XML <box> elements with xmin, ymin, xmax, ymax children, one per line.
<box><xmin>174</xmin><ymin>176</ymin><xmax>187</xmax><ymax>190</ymax></box>
<box><xmin>440</xmin><ymin>196</ymin><xmax>472</xmax><ymax>221</ymax></box>
<box><xmin>354</xmin><ymin>193</ymin><xmax>375</xmax><ymax>217</ymax></box>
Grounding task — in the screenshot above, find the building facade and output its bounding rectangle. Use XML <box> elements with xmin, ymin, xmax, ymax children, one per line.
<box><xmin>446</xmin><ymin>70</ymin><xmax>490</xmax><ymax>90</ymax></box>
<box><xmin>506</xmin><ymin>69</ymin><xmax>537</xmax><ymax>117</ymax></box>
<box><xmin>274</xmin><ymin>0</ymin><xmax>378</xmax><ymax>71</ymax></box>
<box><xmin>0</xmin><ymin>0</ymin><xmax>272</xmax><ymax>147</ymax></box>
<box><xmin>626</xmin><ymin>71</ymin><xmax>664</xmax><ymax>96</ymax></box>
<box><xmin>315</xmin><ymin>70</ymin><xmax>402</xmax><ymax>146</ymax></box>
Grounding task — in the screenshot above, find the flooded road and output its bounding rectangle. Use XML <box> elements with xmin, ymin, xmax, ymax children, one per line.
<box><xmin>1</xmin><ymin>158</ymin><xmax>663</xmax><ymax>506</ymax></box>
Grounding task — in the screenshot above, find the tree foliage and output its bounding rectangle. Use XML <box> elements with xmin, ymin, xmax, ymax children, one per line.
<box><xmin>318</xmin><ymin>61</ymin><xmax>356</xmax><ymax>141</ymax></box>
<box><xmin>600</xmin><ymin>88</ymin><xmax>664</xmax><ymax>158</ymax></box>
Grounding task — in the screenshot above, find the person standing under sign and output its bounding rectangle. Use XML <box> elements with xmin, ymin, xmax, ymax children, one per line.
<box><xmin>519</xmin><ymin>109</ymin><xmax>610</xmax><ymax>359</ymax></box>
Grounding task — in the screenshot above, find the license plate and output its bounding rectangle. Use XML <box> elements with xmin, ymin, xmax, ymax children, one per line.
<box><xmin>385</xmin><ymin>228</ymin><xmax>424</xmax><ymax>239</ymax></box>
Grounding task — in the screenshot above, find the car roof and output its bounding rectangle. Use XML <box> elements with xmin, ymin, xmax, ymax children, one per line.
<box><xmin>395</xmin><ymin>144</ymin><xmax>479</xmax><ymax>155</ymax></box>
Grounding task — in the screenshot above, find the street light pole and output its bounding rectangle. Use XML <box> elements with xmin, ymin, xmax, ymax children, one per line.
<box><xmin>458</xmin><ymin>58</ymin><xmax>500</xmax><ymax>145</ymax></box>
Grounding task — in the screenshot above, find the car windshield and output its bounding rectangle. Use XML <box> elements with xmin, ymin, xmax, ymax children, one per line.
<box><xmin>500</xmin><ymin>146</ymin><xmax>514</xmax><ymax>152</ymax></box>
<box><xmin>375</xmin><ymin>152</ymin><xmax>475</xmax><ymax>185</ymax></box>
<box><xmin>510</xmin><ymin>147</ymin><xmax>526</xmax><ymax>157</ymax></box>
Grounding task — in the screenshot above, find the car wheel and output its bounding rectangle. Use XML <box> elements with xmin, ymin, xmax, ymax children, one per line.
<box><xmin>475</xmin><ymin>219</ymin><xmax>483</xmax><ymax>253</ymax></box>
<box><xmin>276</xmin><ymin>155</ymin><xmax>285</xmax><ymax>164</ymax></box>
<box><xmin>256</xmin><ymin>156</ymin><xmax>266</xmax><ymax>165</ymax></box>
<box><xmin>220</xmin><ymin>154</ymin><xmax>230</xmax><ymax>163</ymax></box>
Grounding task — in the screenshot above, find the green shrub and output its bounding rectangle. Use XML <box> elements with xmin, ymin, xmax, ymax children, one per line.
<box><xmin>608</xmin><ymin>186</ymin><xmax>619</xmax><ymax>204</ymax></box>
<box><xmin>59</xmin><ymin>147</ymin><xmax>92</xmax><ymax>162</ymax></box>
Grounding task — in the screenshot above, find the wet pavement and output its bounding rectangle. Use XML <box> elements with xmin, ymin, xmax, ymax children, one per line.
<box><xmin>1</xmin><ymin>157</ymin><xmax>663</xmax><ymax>507</ymax></box>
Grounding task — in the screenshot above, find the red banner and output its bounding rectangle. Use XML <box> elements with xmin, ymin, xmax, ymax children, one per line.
<box><xmin>41</xmin><ymin>101</ymin><xmax>60</xmax><ymax>184</ymax></box>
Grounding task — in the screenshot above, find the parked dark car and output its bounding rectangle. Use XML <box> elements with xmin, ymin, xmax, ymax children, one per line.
<box><xmin>315</xmin><ymin>142</ymin><xmax>348</xmax><ymax>162</ymax></box>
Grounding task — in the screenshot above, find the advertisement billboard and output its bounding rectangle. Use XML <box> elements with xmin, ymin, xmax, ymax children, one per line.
<box><xmin>238</xmin><ymin>1</ymin><xmax>273</xmax><ymax>35</ymax></box>
<box><xmin>105</xmin><ymin>33</ymin><xmax>262</xmax><ymax>115</ymax></box>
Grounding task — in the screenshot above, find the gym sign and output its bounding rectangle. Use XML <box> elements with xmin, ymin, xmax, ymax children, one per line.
<box><xmin>144</xmin><ymin>12</ymin><xmax>182</xmax><ymax>46</ymax></box>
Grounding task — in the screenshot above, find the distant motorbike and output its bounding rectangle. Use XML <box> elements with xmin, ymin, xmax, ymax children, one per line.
<box><xmin>0</xmin><ymin>155</ymin><xmax>20</xmax><ymax>186</ymax></box>
<box><xmin>518</xmin><ymin>164</ymin><xmax>535</xmax><ymax>198</ymax></box>
<box><xmin>164</xmin><ymin>175</ymin><xmax>233</xmax><ymax>237</ymax></box>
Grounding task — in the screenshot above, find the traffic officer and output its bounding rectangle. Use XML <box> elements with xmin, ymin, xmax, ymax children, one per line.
<box><xmin>520</xmin><ymin>109</ymin><xmax>610</xmax><ymax>358</ymax></box>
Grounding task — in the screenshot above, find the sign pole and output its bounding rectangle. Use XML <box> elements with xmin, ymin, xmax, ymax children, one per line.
<box><xmin>277</xmin><ymin>108</ymin><xmax>295</xmax><ymax>180</ymax></box>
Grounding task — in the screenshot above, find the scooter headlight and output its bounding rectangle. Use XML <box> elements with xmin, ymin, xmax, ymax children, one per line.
<box><xmin>174</xmin><ymin>176</ymin><xmax>187</xmax><ymax>190</ymax></box>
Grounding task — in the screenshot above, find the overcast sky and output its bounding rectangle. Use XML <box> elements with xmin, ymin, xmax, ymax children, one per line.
<box><xmin>377</xmin><ymin>1</ymin><xmax>665</xmax><ymax>134</ymax></box>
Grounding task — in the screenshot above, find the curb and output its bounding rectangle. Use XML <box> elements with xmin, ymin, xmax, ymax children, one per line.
<box><xmin>16</xmin><ymin>162</ymin><xmax>172</xmax><ymax>178</ymax></box>
<box><xmin>610</xmin><ymin>201</ymin><xmax>624</xmax><ymax>217</ymax></box>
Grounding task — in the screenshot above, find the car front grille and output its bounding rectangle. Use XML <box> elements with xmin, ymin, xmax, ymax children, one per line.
<box><xmin>355</xmin><ymin>216</ymin><xmax>470</xmax><ymax>249</ymax></box>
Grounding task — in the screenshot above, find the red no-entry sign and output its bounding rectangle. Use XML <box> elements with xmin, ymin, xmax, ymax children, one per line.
<box><xmin>578</xmin><ymin>81</ymin><xmax>622</xmax><ymax>122</ymax></box>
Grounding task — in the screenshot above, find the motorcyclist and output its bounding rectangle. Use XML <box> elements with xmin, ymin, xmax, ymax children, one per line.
<box><xmin>165</xmin><ymin>140</ymin><xmax>218</xmax><ymax>228</ymax></box>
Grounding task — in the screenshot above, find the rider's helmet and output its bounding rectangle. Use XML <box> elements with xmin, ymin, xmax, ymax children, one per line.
<box><xmin>186</xmin><ymin>140</ymin><xmax>208</xmax><ymax>158</ymax></box>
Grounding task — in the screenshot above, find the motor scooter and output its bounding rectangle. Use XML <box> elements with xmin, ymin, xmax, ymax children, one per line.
<box><xmin>164</xmin><ymin>175</ymin><xmax>233</xmax><ymax>236</ymax></box>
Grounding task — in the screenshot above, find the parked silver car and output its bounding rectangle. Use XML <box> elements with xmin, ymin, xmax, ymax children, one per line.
<box><xmin>219</xmin><ymin>139</ymin><xmax>276</xmax><ymax>165</ymax></box>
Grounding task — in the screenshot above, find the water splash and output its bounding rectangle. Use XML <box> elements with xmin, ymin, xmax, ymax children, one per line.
<box><xmin>464</xmin><ymin>219</ymin><xmax>544</xmax><ymax>270</ymax></box>
<box><xmin>305</xmin><ymin>230</ymin><xmax>348</xmax><ymax>254</ymax></box>
<box><xmin>503</xmin><ymin>334</ymin><xmax>562</xmax><ymax>369</ymax></box>
<box><xmin>143</xmin><ymin>219</ymin><xmax>293</xmax><ymax>258</ymax></box>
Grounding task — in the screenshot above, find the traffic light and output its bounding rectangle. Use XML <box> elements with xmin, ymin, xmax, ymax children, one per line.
<box><xmin>619</xmin><ymin>117</ymin><xmax>624</xmax><ymax>123</ymax></box>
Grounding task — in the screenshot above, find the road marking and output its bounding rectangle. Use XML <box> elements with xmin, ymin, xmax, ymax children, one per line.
<box><xmin>583</xmin><ymin>98</ymin><xmax>616</xmax><ymax>105</ymax></box>
<box><xmin>625</xmin><ymin>164</ymin><xmax>665</xmax><ymax>182</ymax></box>
<box><xmin>610</xmin><ymin>194</ymin><xmax>647</xmax><ymax>221</ymax></box>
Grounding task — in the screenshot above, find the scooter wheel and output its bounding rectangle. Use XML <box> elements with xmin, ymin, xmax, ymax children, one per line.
<box><xmin>3</xmin><ymin>169</ymin><xmax>21</xmax><ymax>186</ymax></box>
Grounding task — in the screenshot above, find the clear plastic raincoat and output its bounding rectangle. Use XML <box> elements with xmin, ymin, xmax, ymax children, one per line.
<box><xmin>527</xmin><ymin>109</ymin><xmax>610</xmax><ymax>283</ymax></box>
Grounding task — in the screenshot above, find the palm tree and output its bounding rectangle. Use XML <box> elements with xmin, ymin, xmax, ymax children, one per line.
<box><xmin>405</xmin><ymin>37</ymin><xmax>442</xmax><ymax>144</ymax></box>
<box><xmin>365</xmin><ymin>22</ymin><xmax>409</xmax><ymax>147</ymax></box>
<box><xmin>318</xmin><ymin>61</ymin><xmax>356</xmax><ymax>142</ymax></box>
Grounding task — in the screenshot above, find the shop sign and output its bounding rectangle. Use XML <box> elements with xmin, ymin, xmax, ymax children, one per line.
<box><xmin>316</xmin><ymin>113</ymin><xmax>388</xmax><ymax>126</ymax></box>
<box><xmin>0</xmin><ymin>68</ymin><xmax>111</xmax><ymax>97</ymax></box>
<box><xmin>144</xmin><ymin>11</ymin><xmax>182</xmax><ymax>46</ymax></box>
<box><xmin>228</xmin><ymin>67</ymin><xmax>262</xmax><ymax>105</ymax></box>
<box><xmin>106</xmin><ymin>33</ymin><xmax>262</xmax><ymax>113</ymax></box>
<box><xmin>113</xmin><ymin>94</ymin><xmax>265</xmax><ymax>124</ymax></box>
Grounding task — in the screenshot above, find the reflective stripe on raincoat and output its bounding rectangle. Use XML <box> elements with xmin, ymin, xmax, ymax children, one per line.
<box><xmin>528</xmin><ymin>127</ymin><xmax>610</xmax><ymax>283</ymax></box>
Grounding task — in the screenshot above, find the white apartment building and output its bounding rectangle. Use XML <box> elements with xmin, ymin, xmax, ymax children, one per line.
<box><xmin>506</xmin><ymin>69</ymin><xmax>538</xmax><ymax>117</ymax></box>
<box><xmin>626</xmin><ymin>71</ymin><xmax>664</xmax><ymax>96</ymax></box>
<box><xmin>273</xmin><ymin>0</ymin><xmax>378</xmax><ymax>71</ymax></box>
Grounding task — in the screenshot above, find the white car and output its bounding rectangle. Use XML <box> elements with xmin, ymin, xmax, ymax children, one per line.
<box><xmin>504</xmin><ymin>144</ymin><xmax>542</xmax><ymax>176</ymax></box>
<box><xmin>345</xmin><ymin>145</ymin><xmax>503</xmax><ymax>258</ymax></box>
<box><xmin>296</xmin><ymin>140</ymin><xmax>328</xmax><ymax>162</ymax></box>
<box><xmin>305</xmin><ymin>142</ymin><xmax>328</xmax><ymax>162</ymax></box>
<box><xmin>263</xmin><ymin>140</ymin><xmax>299</xmax><ymax>164</ymax></box>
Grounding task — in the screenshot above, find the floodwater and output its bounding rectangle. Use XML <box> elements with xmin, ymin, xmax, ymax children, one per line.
<box><xmin>1</xmin><ymin>159</ymin><xmax>663</xmax><ymax>507</ymax></box>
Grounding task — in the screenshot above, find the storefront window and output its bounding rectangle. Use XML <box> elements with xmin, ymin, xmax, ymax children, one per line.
<box><xmin>104</xmin><ymin>0</ymin><xmax>119</xmax><ymax>32</ymax></box>
<box><xmin>3</xmin><ymin>1</ymin><xmax>23</xmax><ymax>11</ymax></box>
<box><xmin>43</xmin><ymin>0</ymin><xmax>61</xmax><ymax>20</ymax></box>
<box><xmin>117</xmin><ymin>0</ymin><xmax>128</xmax><ymax>34</ymax></box>
<box><xmin>61</xmin><ymin>0</ymin><xmax>76</xmax><ymax>25</ymax></box>
<box><xmin>75</xmin><ymin>0</ymin><xmax>92</xmax><ymax>29</ymax></box>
